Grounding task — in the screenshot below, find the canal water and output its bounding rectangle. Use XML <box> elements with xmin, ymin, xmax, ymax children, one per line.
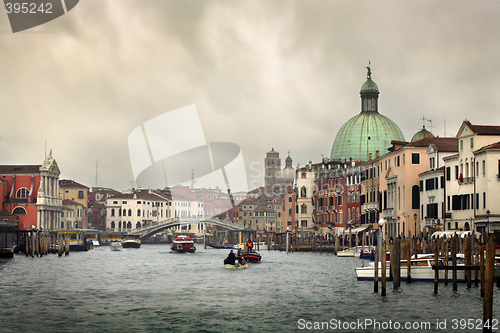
<box><xmin>0</xmin><ymin>245</ymin><xmax>499</xmax><ymax>332</ymax></box>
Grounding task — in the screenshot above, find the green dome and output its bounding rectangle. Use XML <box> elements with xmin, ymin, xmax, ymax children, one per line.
<box><xmin>330</xmin><ymin>67</ymin><xmax>405</xmax><ymax>162</ymax></box>
<box><xmin>330</xmin><ymin>112</ymin><xmax>405</xmax><ymax>162</ymax></box>
<box><xmin>411</xmin><ymin>126</ymin><xmax>435</xmax><ymax>142</ymax></box>
<box><xmin>361</xmin><ymin>79</ymin><xmax>379</xmax><ymax>92</ymax></box>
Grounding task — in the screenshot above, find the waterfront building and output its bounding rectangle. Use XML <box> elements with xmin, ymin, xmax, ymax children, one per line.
<box><xmin>59</xmin><ymin>179</ymin><xmax>90</xmax><ymax>228</ymax></box>
<box><xmin>88</xmin><ymin>187</ymin><xmax>121</xmax><ymax>230</ymax></box>
<box><xmin>330</xmin><ymin>66</ymin><xmax>405</xmax><ymax>163</ymax></box>
<box><xmin>60</xmin><ymin>199</ymin><xmax>85</xmax><ymax>229</ymax></box>
<box><xmin>283</xmin><ymin>182</ymin><xmax>296</xmax><ymax>232</ymax></box>
<box><xmin>296</xmin><ymin>161</ymin><xmax>321</xmax><ymax>234</ymax></box>
<box><xmin>443</xmin><ymin>120</ymin><xmax>500</xmax><ymax>233</ymax></box>
<box><xmin>418</xmin><ymin>138</ymin><xmax>458</xmax><ymax>233</ymax></box>
<box><xmin>0</xmin><ymin>152</ymin><xmax>62</xmax><ymax>230</ymax></box>
<box><xmin>105</xmin><ymin>189</ymin><xmax>172</xmax><ymax>231</ymax></box>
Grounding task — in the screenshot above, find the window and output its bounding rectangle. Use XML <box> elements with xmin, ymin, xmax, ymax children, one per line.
<box><xmin>137</xmin><ymin>209</ymin><xmax>141</xmax><ymax>216</ymax></box>
<box><xmin>128</xmin><ymin>209</ymin><xmax>132</xmax><ymax>216</ymax></box>
<box><xmin>301</xmin><ymin>173</ymin><xmax>306</xmax><ymax>178</ymax></box>
<box><xmin>455</xmin><ymin>166</ymin><xmax>459</xmax><ymax>179</ymax></box>
<box><xmin>429</xmin><ymin>157</ymin><xmax>435</xmax><ymax>169</ymax></box>
<box><xmin>470</xmin><ymin>138</ymin><xmax>474</xmax><ymax>149</ymax></box>
<box><xmin>397</xmin><ymin>156</ymin><xmax>400</xmax><ymax>167</ymax></box>
<box><xmin>411</xmin><ymin>153</ymin><xmax>420</xmax><ymax>165</ymax></box>
<box><xmin>78</xmin><ymin>190</ymin><xmax>84</xmax><ymax>199</ymax></box>
<box><xmin>411</xmin><ymin>185</ymin><xmax>420</xmax><ymax>209</ymax></box>
<box><xmin>403</xmin><ymin>154</ymin><xmax>405</xmax><ymax>165</ymax></box>
<box><xmin>16</xmin><ymin>188</ymin><xmax>29</xmax><ymax>198</ymax></box>
<box><xmin>446</xmin><ymin>167</ymin><xmax>451</xmax><ymax>181</ymax></box>
<box><xmin>301</xmin><ymin>204</ymin><xmax>307</xmax><ymax>214</ymax></box>
<box><xmin>287</xmin><ymin>221</ymin><xmax>292</xmax><ymax>226</ymax></box>
<box><xmin>301</xmin><ymin>220</ymin><xmax>307</xmax><ymax>227</ymax></box>
<box><xmin>460</xmin><ymin>140</ymin><xmax>463</xmax><ymax>150</ymax></box>
<box><xmin>12</xmin><ymin>207</ymin><xmax>27</xmax><ymax>215</ymax></box>
<box><xmin>483</xmin><ymin>192</ymin><xmax>486</xmax><ymax>209</ymax></box>
<box><xmin>288</xmin><ymin>197</ymin><xmax>292</xmax><ymax>203</ymax></box>
<box><xmin>111</xmin><ymin>208</ymin><xmax>115</xmax><ymax>217</ymax></box>
<box><xmin>113</xmin><ymin>201</ymin><xmax>118</xmax><ymax>204</ymax></box>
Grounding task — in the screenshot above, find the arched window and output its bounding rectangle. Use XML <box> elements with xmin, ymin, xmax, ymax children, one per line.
<box><xmin>288</xmin><ymin>208</ymin><xmax>292</xmax><ymax>215</ymax></box>
<box><xmin>111</xmin><ymin>221</ymin><xmax>115</xmax><ymax>229</ymax></box>
<box><xmin>301</xmin><ymin>204</ymin><xmax>307</xmax><ymax>214</ymax></box>
<box><xmin>411</xmin><ymin>185</ymin><xmax>420</xmax><ymax>210</ymax></box>
<box><xmin>118</xmin><ymin>221</ymin><xmax>122</xmax><ymax>229</ymax></box>
<box><xmin>136</xmin><ymin>222</ymin><xmax>141</xmax><ymax>229</ymax></box>
<box><xmin>137</xmin><ymin>209</ymin><xmax>141</xmax><ymax>216</ymax></box>
<box><xmin>16</xmin><ymin>188</ymin><xmax>29</xmax><ymax>198</ymax></box>
<box><xmin>111</xmin><ymin>208</ymin><xmax>115</xmax><ymax>217</ymax></box>
<box><xmin>348</xmin><ymin>208</ymin><xmax>351</xmax><ymax>220</ymax></box>
<box><xmin>118</xmin><ymin>209</ymin><xmax>121</xmax><ymax>217</ymax></box>
<box><xmin>128</xmin><ymin>209</ymin><xmax>132</xmax><ymax>216</ymax></box>
<box><xmin>301</xmin><ymin>186</ymin><xmax>307</xmax><ymax>198</ymax></box>
<box><xmin>122</xmin><ymin>209</ymin><xmax>126</xmax><ymax>216</ymax></box>
<box><xmin>127</xmin><ymin>222</ymin><xmax>132</xmax><ymax>228</ymax></box>
<box><xmin>12</xmin><ymin>207</ymin><xmax>27</xmax><ymax>215</ymax></box>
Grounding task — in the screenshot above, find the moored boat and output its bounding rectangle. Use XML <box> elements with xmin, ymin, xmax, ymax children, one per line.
<box><xmin>355</xmin><ymin>257</ymin><xmax>466</xmax><ymax>282</ymax></box>
<box><xmin>122</xmin><ymin>235</ymin><xmax>141</xmax><ymax>248</ymax></box>
<box><xmin>207</xmin><ymin>242</ymin><xmax>234</xmax><ymax>249</ymax></box>
<box><xmin>171</xmin><ymin>235</ymin><xmax>196</xmax><ymax>253</ymax></box>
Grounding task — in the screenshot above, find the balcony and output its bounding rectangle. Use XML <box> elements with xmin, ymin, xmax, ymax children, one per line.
<box><xmin>382</xmin><ymin>208</ymin><xmax>395</xmax><ymax>219</ymax></box>
<box><xmin>363</xmin><ymin>202</ymin><xmax>379</xmax><ymax>212</ymax></box>
<box><xmin>458</xmin><ymin>177</ymin><xmax>473</xmax><ymax>185</ymax></box>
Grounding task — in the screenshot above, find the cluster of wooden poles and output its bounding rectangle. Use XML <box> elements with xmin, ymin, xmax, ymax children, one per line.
<box><xmin>19</xmin><ymin>231</ymin><xmax>70</xmax><ymax>257</ymax></box>
<box><xmin>372</xmin><ymin>232</ymin><xmax>496</xmax><ymax>333</ymax></box>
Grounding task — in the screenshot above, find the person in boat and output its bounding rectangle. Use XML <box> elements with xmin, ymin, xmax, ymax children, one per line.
<box><xmin>224</xmin><ymin>250</ymin><xmax>236</xmax><ymax>265</ymax></box>
<box><xmin>246</xmin><ymin>239</ymin><xmax>253</xmax><ymax>254</ymax></box>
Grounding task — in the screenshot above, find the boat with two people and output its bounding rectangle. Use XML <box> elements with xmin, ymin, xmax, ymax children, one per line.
<box><xmin>224</xmin><ymin>250</ymin><xmax>247</xmax><ymax>269</ymax></box>
<box><xmin>171</xmin><ymin>235</ymin><xmax>196</xmax><ymax>253</ymax></box>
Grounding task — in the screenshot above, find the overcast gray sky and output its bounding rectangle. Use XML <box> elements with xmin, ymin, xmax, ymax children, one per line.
<box><xmin>1</xmin><ymin>0</ymin><xmax>500</xmax><ymax>191</ymax></box>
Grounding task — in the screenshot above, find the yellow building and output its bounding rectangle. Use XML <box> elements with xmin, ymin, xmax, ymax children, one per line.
<box><xmin>59</xmin><ymin>179</ymin><xmax>89</xmax><ymax>228</ymax></box>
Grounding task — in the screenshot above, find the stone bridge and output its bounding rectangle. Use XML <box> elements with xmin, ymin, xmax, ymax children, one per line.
<box><xmin>126</xmin><ymin>217</ymin><xmax>248</xmax><ymax>241</ymax></box>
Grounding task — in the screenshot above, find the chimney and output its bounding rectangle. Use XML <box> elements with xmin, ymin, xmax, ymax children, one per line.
<box><xmin>376</xmin><ymin>150</ymin><xmax>380</xmax><ymax>158</ymax></box>
<box><xmin>369</xmin><ymin>153</ymin><xmax>372</xmax><ymax>161</ymax></box>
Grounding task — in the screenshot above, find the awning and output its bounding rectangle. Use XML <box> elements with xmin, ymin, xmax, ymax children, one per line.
<box><xmin>346</xmin><ymin>226</ymin><xmax>369</xmax><ymax>234</ymax></box>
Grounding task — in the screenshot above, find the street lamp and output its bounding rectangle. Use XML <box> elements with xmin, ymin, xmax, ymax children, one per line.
<box><xmin>413</xmin><ymin>213</ymin><xmax>417</xmax><ymax>237</ymax></box>
<box><xmin>486</xmin><ymin>210</ymin><xmax>491</xmax><ymax>234</ymax></box>
<box><xmin>378</xmin><ymin>217</ymin><xmax>386</xmax><ymax>261</ymax></box>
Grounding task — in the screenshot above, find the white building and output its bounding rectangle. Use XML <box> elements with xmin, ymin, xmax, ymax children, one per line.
<box><xmin>106</xmin><ymin>189</ymin><xmax>172</xmax><ymax>231</ymax></box>
<box><xmin>443</xmin><ymin>121</ymin><xmax>500</xmax><ymax>232</ymax></box>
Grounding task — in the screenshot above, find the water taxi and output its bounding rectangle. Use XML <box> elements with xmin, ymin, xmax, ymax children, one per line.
<box><xmin>58</xmin><ymin>229</ymin><xmax>92</xmax><ymax>251</ymax></box>
<box><xmin>171</xmin><ymin>235</ymin><xmax>196</xmax><ymax>253</ymax></box>
<box><xmin>122</xmin><ymin>234</ymin><xmax>141</xmax><ymax>248</ymax></box>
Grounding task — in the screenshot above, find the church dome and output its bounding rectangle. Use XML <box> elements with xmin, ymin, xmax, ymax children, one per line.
<box><xmin>330</xmin><ymin>66</ymin><xmax>405</xmax><ymax>162</ymax></box>
<box><xmin>411</xmin><ymin>125</ymin><xmax>435</xmax><ymax>142</ymax></box>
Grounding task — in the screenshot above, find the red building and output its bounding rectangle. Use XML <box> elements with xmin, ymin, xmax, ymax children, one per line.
<box><xmin>0</xmin><ymin>153</ymin><xmax>61</xmax><ymax>230</ymax></box>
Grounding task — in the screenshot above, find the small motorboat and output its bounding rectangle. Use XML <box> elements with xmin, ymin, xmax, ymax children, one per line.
<box><xmin>241</xmin><ymin>250</ymin><xmax>261</xmax><ymax>263</ymax></box>
<box><xmin>110</xmin><ymin>241</ymin><xmax>122</xmax><ymax>251</ymax></box>
<box><xmin>171</xmin><ymin>235</ymin><xmax>196</xmax><ymax>253</ymax></box>
<box><xmin>224</xmin><ymin>262</ymin><xmax>248</xmax><ymax>269</ymax></box>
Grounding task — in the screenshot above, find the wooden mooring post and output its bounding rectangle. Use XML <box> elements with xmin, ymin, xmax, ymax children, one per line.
<box><xmin>483</xmin><ymin>233</ymin><xmax>495</xmax><ymax>333</ymax></box>
<box><xmin>381</xmin><ymin>240</ymin><xmax>387</xmax><ymax>296</ymax></box>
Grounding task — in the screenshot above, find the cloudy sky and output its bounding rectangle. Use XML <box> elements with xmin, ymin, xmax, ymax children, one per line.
<box><xmin>1</xmin><ymin>0</ymin><xmax>500</xmax><ymax>191</ymax></box>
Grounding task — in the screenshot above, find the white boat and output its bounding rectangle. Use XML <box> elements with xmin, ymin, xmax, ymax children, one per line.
<box><xmin>355</xmin><ymin>257</ymin><xmax>466</xmax><ymax>282</ymax></box>
<box><xmin>110</xmin><ymin>242</ymin><xmax>122</xmax><ymax>251</ymax></box>
<box><xmin>233</xmin><ymin>242</ymin><xmax>270</xmax><ymax>251</ymax></box>
<box><xmin>171</xmin><ymin>235</ymin><xmax>196</xmax><ymax>253</ymax></box>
